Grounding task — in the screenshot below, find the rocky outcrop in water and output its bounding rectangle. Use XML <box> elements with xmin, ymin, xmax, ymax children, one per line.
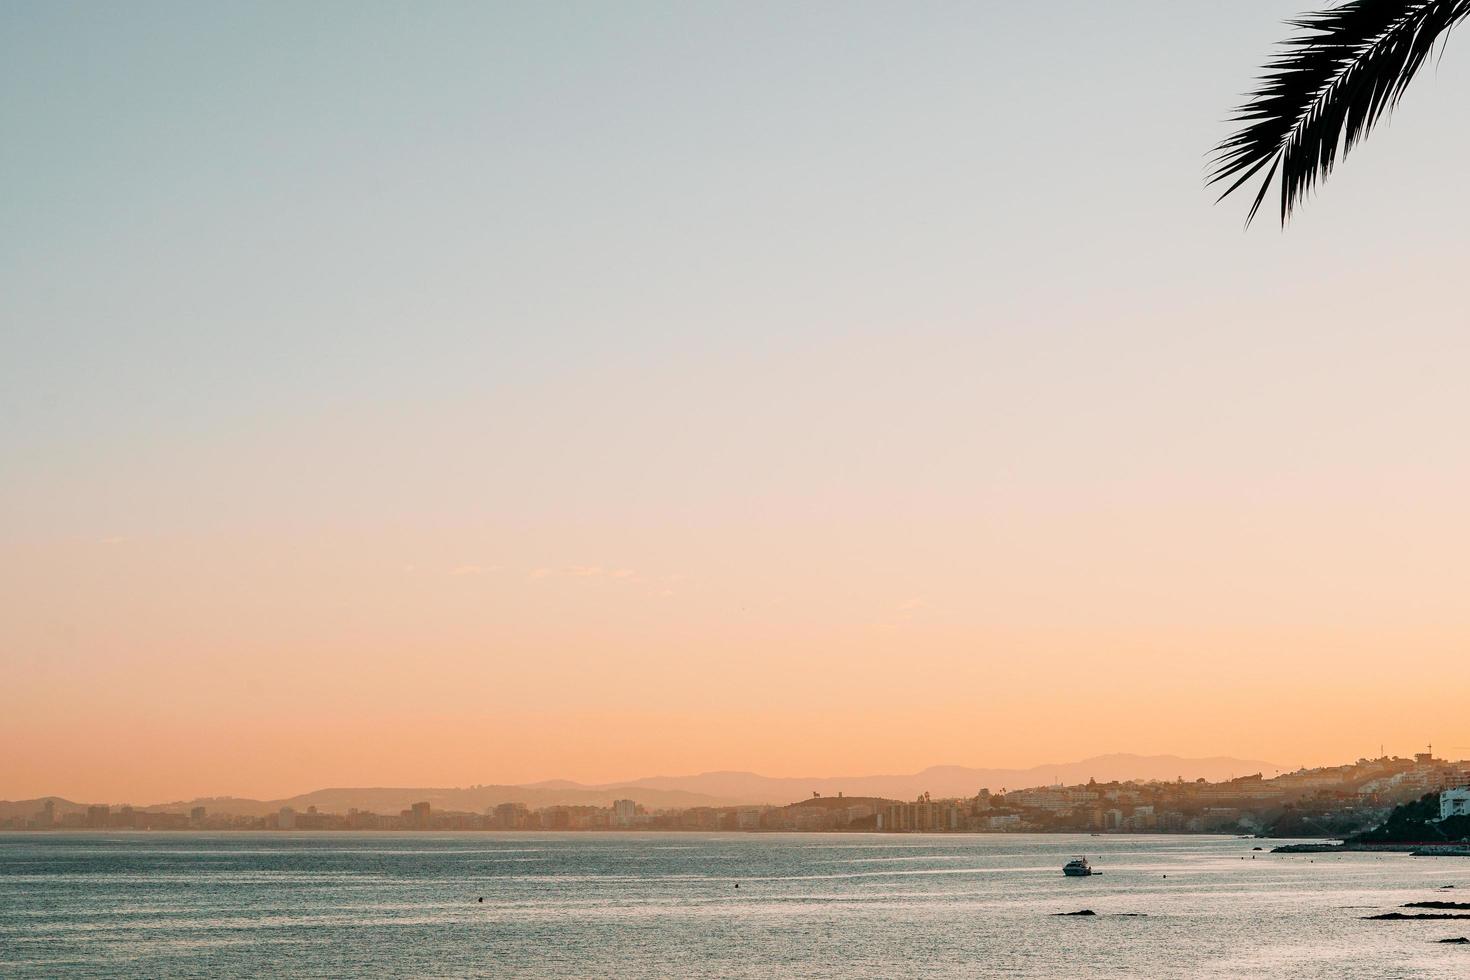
<box><xmin>1365</xmin><ymin>912</ymin><xmax>1470</xmax><ymax>921</ymax></box>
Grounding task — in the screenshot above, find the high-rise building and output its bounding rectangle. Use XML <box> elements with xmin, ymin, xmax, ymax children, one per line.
<box><xmin>612</xmin><ymin>799</ymin><xmax>638</xmax><ymax>828</ymax></box>
<box><xmin>493</xmin><ymin>802</ymin><xmax>529</xmax><ymax>829</ymax></box>
<box><xmin>410</xmin><ymin>801</ymin><xmax>431</xmax><ymax>829</ymax></box>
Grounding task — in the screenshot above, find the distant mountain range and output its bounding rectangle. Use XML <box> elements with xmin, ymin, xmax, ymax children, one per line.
<box><xmin>528</xmin><ymin>753</ymin><xmax>1283</xmax><ymax>806</ymax></box>
<box><xmin>1</xmin><ymin>753</ymin><xmax>1280</xmax><ymax>818</ymax></box>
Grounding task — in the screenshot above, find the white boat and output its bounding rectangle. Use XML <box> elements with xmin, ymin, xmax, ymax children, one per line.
<box><xmin>1062</xmin><ymin>856</ymin><xmax>1094</xmax><ymax>877</ymax></box>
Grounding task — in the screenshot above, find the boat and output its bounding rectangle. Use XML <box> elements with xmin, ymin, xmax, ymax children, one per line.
<box><xmin>1062</xmin><ymin>856</ymin><xmax>1094</xmax><ymax>877</ymax></box>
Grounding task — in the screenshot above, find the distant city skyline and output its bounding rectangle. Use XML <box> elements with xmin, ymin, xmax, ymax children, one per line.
<box><xmin>8</xmin><ymin>750</ymin><xmax>1466</xmax><ymax>843</ymax></box>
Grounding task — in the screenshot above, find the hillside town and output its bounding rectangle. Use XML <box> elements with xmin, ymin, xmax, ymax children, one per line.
<box><xmin>8</xmin><ymin>752</ymin><xmax>1469</xmax><ymax>838</ymax></box>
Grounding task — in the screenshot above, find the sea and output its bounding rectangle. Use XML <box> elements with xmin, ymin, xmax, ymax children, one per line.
<box><xmin>3</xmin><ymin>832</ymin><xmax>1468</xmax><ymax>978</ymax></box>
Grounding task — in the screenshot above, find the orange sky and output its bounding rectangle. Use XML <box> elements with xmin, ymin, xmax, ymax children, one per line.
<box><xmin>4</xmin><ymin>2</ymin><xmax>1470</xmax><ymax>803</ymax></box>
<box><xmin>4</xmin><ymin>505</ymin><xmax>1465</xmax><ymax>802</ymax></box>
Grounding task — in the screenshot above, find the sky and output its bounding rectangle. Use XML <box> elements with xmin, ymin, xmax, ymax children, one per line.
<box><xmin>3</xmin><ymin>1</ymin><xmax>1470</xmax><ymax>804</ymax></box>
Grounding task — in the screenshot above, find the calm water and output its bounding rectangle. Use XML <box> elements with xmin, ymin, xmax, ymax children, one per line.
<box><xmin>3</xmin><ymin>832</ymin><xmax>1469</xmax><ymax>977</ymax></box>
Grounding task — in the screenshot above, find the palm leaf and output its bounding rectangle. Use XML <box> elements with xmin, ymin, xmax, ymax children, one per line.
<box><xmin>1212</xmin><ymin>0</ymin><xmax>1470</xmax><ymax>225</ymax></box>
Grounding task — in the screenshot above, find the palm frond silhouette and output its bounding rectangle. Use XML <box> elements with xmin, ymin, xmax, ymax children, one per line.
<box><xmin>1213</xmin><ymin>1</ymin><xmax>1470</xmax><ymax>225</ymax></box>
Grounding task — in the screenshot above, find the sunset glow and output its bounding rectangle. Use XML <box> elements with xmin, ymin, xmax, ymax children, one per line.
<box><xmin>5</xmin><ymin>1</ymin><xmax>1470</xmax><ymax>805</ymax></box>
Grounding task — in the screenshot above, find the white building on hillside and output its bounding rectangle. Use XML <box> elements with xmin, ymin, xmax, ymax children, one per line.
<box><xmin>1439</xmin><ymin>787</ymin><xmax>1470</xmax><ymax>821</ymax></box>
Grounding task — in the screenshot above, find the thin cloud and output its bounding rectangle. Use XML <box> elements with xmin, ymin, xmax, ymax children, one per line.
<box><xmin>872</xmin><ymin>598</ymin><xmax>930</xmax><ymax>630</ymax></box>
<box><xmin>527</xmin><ymin>565</ymin><xmax>663</xmax><ymax>590</ymax></box>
